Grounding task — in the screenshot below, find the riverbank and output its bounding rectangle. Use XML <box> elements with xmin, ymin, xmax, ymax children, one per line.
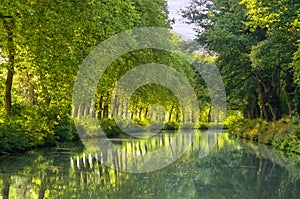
<box><xmin>228</xmin><ymin>117</ymin><xmax>300</xmax><ymax>155</ymax></box>
<box><xmin>0</xmin><ymin>116</ymin><xmax>206</xmax><ymax>155</ymax></box>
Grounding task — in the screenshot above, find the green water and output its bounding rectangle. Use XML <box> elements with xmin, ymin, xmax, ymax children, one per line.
<box><xmin>0</xmin><ymin>131</ymin><xmax>299</xmax><ymax>199</ymax></box>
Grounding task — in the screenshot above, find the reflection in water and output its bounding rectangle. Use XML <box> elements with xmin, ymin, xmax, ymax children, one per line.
<box><xmin>0</xmin><ymin>131</ymin><xmax>299</xmax><ymax>199</ymax></box>
<box><xmin>81</xmin><ymin>130</ymin><xmax>219</xmax><ymax>172</ymax></box>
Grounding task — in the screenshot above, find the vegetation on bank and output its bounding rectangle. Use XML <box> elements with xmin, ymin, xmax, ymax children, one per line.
<box><xmin>1</xmin><ymin>0</ymin><xmax>300</xmax><ymax>155</ymax></box>
<box><xmin>0</xmin><ymin>104</ymin><xmax>78</xmax><ymax>153</ymax></box>
<box><xmin>229</xmin><ymin>117</ymin><xmax>300</xmax><ymax>154</ymax></box>
<box><xmin>83</xmin><ymin>117</ymin><xmax>212</xmax><ymax>138</ymax></box>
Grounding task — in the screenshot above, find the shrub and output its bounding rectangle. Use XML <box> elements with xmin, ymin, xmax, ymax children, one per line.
<box><xmin>228</xmin><ymin>117</ymin><xmax>300</xmax><ymax>154</ymax></box>
<box><xmin>133</xmin><ymin>118</ymin><xmax>150</xmax><ymax>127</ymax></box>
<box><xmin>53</xmin><ymin>115</ymin><xmax>78</xmax><ymax>142</ymax></box>
<box><xmin>163</xmin><ymin>121</ymin><xmax>179</xmax><ymax>130</ymax></box>
<box><xmin>199</xmin><ymin>123</ymin><xmax>209</xmax><ymax>129</ymax></box>
<box><xmin>99</xmin><ymin>118</ymin><xmax>123</xmax><ymax>137</ymax></box>
<box><xmin>292</xmin><ymin>124</ymin><xmax>300</xmax><ymax>139</ymax></box>
<box><xmin>0</xmin><ymin>104</ymin><xmax>55</xmax><ymax>152</ymax></box>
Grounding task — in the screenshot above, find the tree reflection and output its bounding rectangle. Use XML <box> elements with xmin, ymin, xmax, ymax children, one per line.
<box><xmin>0</xmin><ymin>131</ymin><xmax>299</xmax><ymax>198</ymax></box>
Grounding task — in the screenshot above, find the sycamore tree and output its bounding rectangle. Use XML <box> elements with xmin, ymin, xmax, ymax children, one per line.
<box><xmin>0</xmin><ymin>0</ymin><xmax>140</xmax><ymax>114</ymax></box>
<box><xmin>0</xmin><ymin>0</ymin><xmax>172</xmax><ymax>150</ymax></box>
<box><xmin>94</xmin><ymin>0</ymin><xmax>172</xmax><ymax>121</ymax></box>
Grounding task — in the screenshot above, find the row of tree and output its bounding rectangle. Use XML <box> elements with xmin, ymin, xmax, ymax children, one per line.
<box><xmin>182</xmin><ymin>0</ymin><xmax>300</xmax><ymax>121</ymax></box>
<box><xmin>0</xmin><ymin>0</ymin><xmax>174</xmax><ymax>150</ymax></box>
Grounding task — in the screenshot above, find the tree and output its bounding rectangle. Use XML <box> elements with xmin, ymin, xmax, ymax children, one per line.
<box><xmin>0</xmin><ymin>13</ymin><xmax>15</xmax><ymax>114</ymax></box>
<box><xmin>0</xmin><ymin>0</ymin><xmax>173</xmax><ymax>151</ymax></box>
<box><xmin>182</xmin><ymin>0</ymin><xmax>261</xmax><ymax>119</ymax></box>
<box><xmin>182</xmin><ymin>0</ymin><xmax>300</xmax><ymax>120</ymax></box>
<box><xmin>94</xmin><ymin>0</ymin><xmax>172</xmax><ymax>121</ymax></box>
<box><xmin>241</xmin><ymin>0</ymin><xmax>300</xmax><ymax>116</ymax></box>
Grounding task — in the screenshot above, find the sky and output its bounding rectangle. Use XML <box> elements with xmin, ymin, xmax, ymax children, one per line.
<box><xmin>167</xmin><ymin>0</ymin><xmax>197</xmax><ymax>40</ymax></box>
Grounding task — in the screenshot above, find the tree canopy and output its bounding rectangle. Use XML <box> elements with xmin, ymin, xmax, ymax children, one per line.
<box><xmin>182</xmin><ymin>0</ymin><xmax>300</xmax><ymax>121</ymax></box>
<box><xmin>0</xmin><ymin>0</ymin><xmax>177</xmax><ymax>151</ymax></box>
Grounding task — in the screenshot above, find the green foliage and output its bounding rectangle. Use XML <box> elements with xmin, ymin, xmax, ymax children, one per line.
<box><xmin>133</xmin><ymin>118</ymin><xmax>150</xmax><ymax>127</ymax></box>
<box><xmin>0</xmin><ymin>105</ymin><xmax>54</xmax><ymax>152</ymax></box>
<box><xmin>224</xmin><ymin>111</ymin><xmax>243</xmax><ymax>128</ymax></box>
<box><xmin>199</xmin><ymin>122</ymin><xmax>209</xmax><ymax>129</ymax></box>
<box><xmin>292</xmin><ymin>124</ymin><xmax>300</xmax><ymax>139</ymax></box>
<box><xmin>250</xmin><ymin>39</ymin><xmax>296</xmax><ymax>71</ymax></box>
<box><xmin>98</xmin><ymin>118</ymin><xmax>153</xmax><ymax>137</ymax></box>
<box><xmin>149</xmin><ymin>121</ymin><xmax>164</xmax><ymax>131</ymax></box>
<box><xmin>272</xmin><ymin>138</ymin><xmax>300</xmax><ymax>154</ymax></box>
<box><xmin>53</xmin><ymin>116</ymin><xmax>78</xmax><ymax>142</ymax></box>
<box><xmin>291</xmin><ymin>44</ymin><xmax>300</xmax><ymax>86</ymax></box>
<box><xmin>182</xmin><ymin>0</ymin><xmax>259</xmax><ymax>118</ymax></box>
<box><xmin>229</xmin><ymin>117</ymin><xmax>300</xmax><ymax>154</ymax></box>
<box><xmin>0</xmin><ymin>0</ymin><xmax>172</xmax><ymax>152</ymax></box>
<box><xmin>99</xmin><ymin>118</ymin><xmax>123</xmax><ymax>137</ymax></box>
<box><xmin>183</xmin><ymin>0</ymin><xmax>300</xmax><ymax>121</ymax></box>
<box><xmin>229</xmin><ymin>118</ymin><xmax>266</xmax><ymax>140</ymax></box>
<box><xmin>163</xmin><ymin>121</ymin><xmax>179</xmax><ymax>130</ymax></box>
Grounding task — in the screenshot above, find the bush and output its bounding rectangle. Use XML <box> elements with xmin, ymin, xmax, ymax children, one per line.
<box><xmin>0</xmin><ymin>105</ymin><xmax>55</xmax><ymax>152</ymax></box>
<box><xmin>292</xmin><ymin>124</ymin><xmax>300</xmax><ymax>139</ymax></box>
<box><xmin>228</xmin><ymin>117</ymin><xmax>300</xmax><ymax>154</ymax></box>
<box><xmin>53</xmin><ymin>115</ymin><xmax>78</xmax><ymax>142</ymax></box>
<box><xmin>133</xmin><ymin>118</ymin><xmax>150</xmax><ymax>127</ymax></box>
<box><xmin>199</xmin><ymin>123</ymin><xmax>209</xmax><ymax>129</ymax></box>
<box><xmin>163</xmin><ymin>121</ymin><xmax>179</xmax><ymax>130</ymax></box>
<box><xmin>0</xmin><ymin>125</ymin><xmax>30</xmax><ymax>152</ymax></box>
<box><xmin>99</xmin><ymin>118</ymin><xmax>123</xmax><ymax>137</ymax></box>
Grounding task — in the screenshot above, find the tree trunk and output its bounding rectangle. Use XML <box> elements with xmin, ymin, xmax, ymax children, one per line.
<box><xmin>73</xmin><ymin>105</ymin><xmax>79</xmax><ymax>118</ymax></box>
<box><xmin>4</xmin><ymin>69</ymin><xmax>14</xmax><ymax>114</ymax></box>
<box><xmin>175</xmin><ymin>112</ymin><xmax>179</xmax><ymax>122</ymax></box>
<box><xmin>1</xmin><ymin>15</ymin><xmax>15</xmax><ymax>115</ymax></box>
<box><xmin>144</xmin><ymin>107</ymin><xmax>148</xmax><ymax>119</ymax></box>
<box><xmin>112</xmin><ymin>94</ymin><xmax>119</xmax><ymax>117</ymax></box>
<box><xmin>103</xmin><ymin>104</ymin><xmax>109</xmax><ymax>118</ymax></box>
<box><xmin>247</xmin><ymin>91</ymin><xmax>260</xmax><ymax>119</ymax></box>
<box><xmin>138</xmin><ymin>108</ymin><xmax>142</xmax><ymax>119</ymax></box>
<box><xmin>208</xmin><ymin>106</ymin><xmax>212</xmax><ymax>122</ymax></box>
<box><xmin>98</xmin><ymin>95</ymin><xmax>103</xmax><ymax>118</ymax></box>
<box><xmin>84</xmin><ymin>105</ymin><xmax>90</xmax><ymax>116</ymax></box>
<box><xmin>254</xmin><ymin>70</ymin><xmax>281</xmax><ymax>121</ymax></box>
<box><xmin>2</xmin><ymin>175</ymin><xmax>10</xmax><ymax>199</ymax></box>
<box><xmin>79</xmin><ymin>104</ymin><xmax>85</xmax><ymax>117</ymax></box>
<box><xmin>168</xmin><ymin>104</ymin><xmax>174</xmax><ymax>122</ymax></box>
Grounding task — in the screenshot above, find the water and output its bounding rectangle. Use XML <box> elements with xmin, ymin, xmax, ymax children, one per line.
<box><xmin>0</xmin><ymin>131</ymin><xmax>299</xmax><ymax>199</ymax></box>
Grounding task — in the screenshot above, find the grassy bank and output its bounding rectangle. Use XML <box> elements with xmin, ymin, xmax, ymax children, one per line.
<box><xmin>228</xmin><ymin>117</ymin><xmax>300</xmax><ymax>154</ymax></box>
